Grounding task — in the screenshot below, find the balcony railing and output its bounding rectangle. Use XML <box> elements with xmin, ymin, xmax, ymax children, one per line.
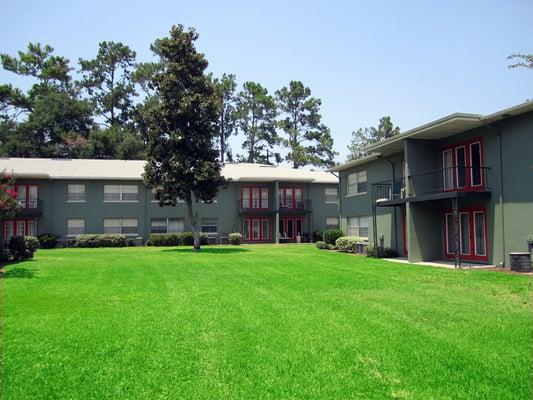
<box><xmin>372</xmin><ymin>166</ymin><xmax>491</xmax><ymax>203</ymax></box>
<box><xmin>237</xmin><ymin>200</ymin><xmax>276</xmax><ymax>213</ymax></box>
<box><xmin>16</xmin><ymin>199</ymin><xmax>43</xmax><ymax>215</ymax></box>
<box><xmin>408</xmin><ymin>166</ymin><xmax>490</xmax><ymax>196</ymax></box>
<box><xmin>278</xmin><ymin>199</ymin><xmax>312</xmax><ymax>213</ymax></box>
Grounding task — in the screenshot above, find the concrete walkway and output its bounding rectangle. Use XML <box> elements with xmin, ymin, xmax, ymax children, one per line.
<box><xmin>383</xmin><ymin>257</ymin><xmax>495</xmax><ymax>269</ymax></box>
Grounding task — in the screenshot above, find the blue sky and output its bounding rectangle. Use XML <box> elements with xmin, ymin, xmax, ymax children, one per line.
<box><xmin>1</xmin><ymin>0</ymin><xmax>532</xmax><ymax>162</ymax></box>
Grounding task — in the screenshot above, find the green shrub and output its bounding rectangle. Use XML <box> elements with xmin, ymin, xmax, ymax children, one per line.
<box><xmin>75</xmin><ymin>234</ymin><xmax>128</xmax><ymax>248</ymax></box>
<box><xmin>148</xmin><ymin>233</ymin><xmax>183</xmax><ymax>246</ymax></box>
<box><xmin>181</xmin><ymin>232</ymin><xmax>208</xmax><ymax>246</ymax></box>
<box><xmin>315</xmin><ymin>240</ymin><xmax>333</xmax><ymax>250</ymax></box>
<box><xmin>228</xmin><ymin>232</ymin><xmax>242</xmax><ymax>245</ymax></box>
<box><xmin>0</xmin><ymin>238</ymin><xmax>10</xmax><ymax>263</ymax></box>
<box><xmin>9</xmin><ymin>236</ymin><xmax>40</xmax><ymax>260</ymax></box>
<box><xmin>312</xmin><ymin>230</ymin><xmax>324</xmax><ymax>242</ymax></box>
<box><xmin>365</xmin><ymin>245</ymin><xmax>399</xmax><ymax>258</ymax></box>
<box><xmin>323</xmin><ymin>229</ymin><xmax>344</xmax><ymax>245</ymax></box>
<box><xmin>335</xmin><ymin>236</ymin><xmax>365</xmax><ymax>253</ymax></box>
<box><xmin>37</xmin><ymin>233</ymin><xmax>57</xmax><ymax>249</ymax></box>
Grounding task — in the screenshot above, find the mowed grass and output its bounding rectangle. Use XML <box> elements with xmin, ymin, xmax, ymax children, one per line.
<box><xmin>1</xmin><ymin>245</ymin><xmax>532</xmax><ymax>400</ymax></box>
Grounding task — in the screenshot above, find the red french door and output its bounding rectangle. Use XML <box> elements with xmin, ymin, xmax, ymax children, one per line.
<box><xmin>444</xmin><ymin>207</ymin><xmax>488</xmax><ymax>262</ymax></box>
<box><xmin>241</xmin><ymin>187</ymin><xmax>269</xmax><ymax>209</ymax></box>
<box><xmin>243</xmin><ymin>217</ymin><xmax>270</xmax><ymax>241</ymax></box>
<box><xmin>280</xmin><ymin>188</ymin><xmax>303</xmax><ymax>209</ymax></box>
<box><xmin>4</xmin><ymin>219</ymin><xmax>38</xmax><ymax>240</ymax></box>
<box><xmin>16</xmin><ymin>184</ymin><xmax>38</xmax><ymax>209</ymax></box>
<box><xmin>279</xmin><ymin>217</ymin><xmax>303</xmax><ymax>240</ymax></box>
<box><xmin>442</xmin><ymin>138</ymin><xmax>484</xmax><ymax>191</ymax></box>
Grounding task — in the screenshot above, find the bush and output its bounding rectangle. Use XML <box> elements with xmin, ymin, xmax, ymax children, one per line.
<box><xmin>0</xmin><ymin>238</ymin><xmax>10</xmax><ymax>263</ymax></box>
<box><xmin>323</xmin><ymin>229</ymin><xmax>344</xmax><ymax>245</ymax></box>
<box><xmin>315</xmin><ymin>240</ymin><xmax>333</xmax><ymax>250</ymax></box>
<box><xmin>365</xmin><ymin>245</ymin><xmax>399</xmax><ymax>258</ymax></box>
<box><xmin>37</xmin><ymin>233</ymin><xmax>57</xmax><ymax>249</ymax></box>
<box><xmin>312</xmin><ymin>230</ymin><xmax>324</xmax><ymax>242</ymax></box>
<box><xmin>148</xmin><ymin>233</ymin><xmax>183</xmax><ymax>246</ymax></box>
<box><xmin>181</xmin><ymin>231</ymin><xmax>209</xmax><ymax>246</ymax></box>
<box><xmin>335</xmin><ymin>236</ymin><xmax>365</xmax><ymax>253</ymax></box>
<box><xmin>75</xmin><ymin>234</ymin><xmax>128</xmax><ymax>248</ymax></box>
<box><xmin>527</xmin><ymin>235</ymin><xmax>533</xmax><ymax>243</ymax></box>
<box><xmin>9</xmin><ymin>236</ymin><xmax>40</xmax><ymax>260</ymax></box>
<box><xmin>228</xmin><ymin>232</ymin><xmax>242</xmax><ymax>245</ymax></box>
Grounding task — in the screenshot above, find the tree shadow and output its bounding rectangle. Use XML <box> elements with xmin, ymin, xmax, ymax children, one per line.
<box><xmin>161</xmin><ymin>247</ymin><xmax>250</xmax><ymax>254</ymax></box>
<box><xmin>0</xmin><ymin>266</ymin><xmax>37</xmax><ymax>279</ymax></box>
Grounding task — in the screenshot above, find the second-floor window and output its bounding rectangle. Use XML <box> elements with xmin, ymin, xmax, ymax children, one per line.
<box><xmin>68</xmin><ymin>184</ymin><xmax>86</xmax><ymax>202</ymax></box>
<box><xmin>280</xmin><ymin>188</ymin><xmax>303</xmax><ymax>209</ymax></box>
<box><xmin>104</xmin><ymin>185</ymin><xmax>139</xmax><ymax>202</ymax></box>
<box><xmin>150</xmin><ymin>189</ymin><xmax>186</xmax><ymax>204</ymax></box>
<box><xmin>103</xmin><ymin>218</ymin><xmax>138</xmax><ymax>235</ymax></box>
<box><xmin>242</xmin><ymin>187</ymin><xmax>268</xmax><ymax>209</ymax></box>
<box><xmin>442</xmin><ymin>138</ymin><xmax>484</xmax><ymax>191</ymax></box>
<box><xmin>16</xmin><ymin>184</ymin><xmax>38</xmax><ymax>209</ymax></box>
<box><xmin>325</xmin><ymin>187</ymin><xmax>339</xmax><ymax>203</ymax></box>
<box><xmin>347</xmin><ymin>171</ymin><xmax>367</xmax><ymax>196</ymax></box>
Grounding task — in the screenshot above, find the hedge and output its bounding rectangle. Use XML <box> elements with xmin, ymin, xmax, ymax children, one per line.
<box><xmin>228</xmin><ymin>232</ymin><xmax>242</xmax><ymax>245</ymax></box>
<box><xmin>37</xmin><ymin>233</ymin><xmax>57</xmax><ymax>249</ymax></box>
<box><xmin>181</xmin><ymin>232</ymin><xmax>209</xmax><ymax>246</ymax></box>
<box><xmin>75</xmin><ymin>234</ymin><xmax>128</xmax><ymax>248</ymax></box>
<box><xmin>335</xmin><ymin>236</ymin><xmax>365</xmax><ymax>253</ymax></box>
<box><xmin>365</xmin><ymin>245</ymin><xmax>399</xmax><ymax>258</ymax></box>
<box><xmin>9</xmin><ymin>236</ymin><xmax>40</xmax><ymax>260</ymax></box>
<box><xmin>315</xmin><ymin>240</ymin><xmax>333</xmax><ymax>250</ymax></box>
<box><xmin>148</xmin><ymin>233</ymin><xmax>183</xmax><ymax>246</ymax></box>
<box><xmin>323</xmin><ymin>229</ymin><xmax>344</xmax><ymax>245</ymax></box>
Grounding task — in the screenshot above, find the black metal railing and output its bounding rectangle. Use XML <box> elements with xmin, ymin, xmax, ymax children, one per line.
<box><xmin>16</xmin><ymin>199</ymin><xmax>43</xmax><ymax>215</ymax></box>
<box><xmin>278</xmin><ymin>199</ymin><xmax>312</xmax><ymax>213</ymax></box>
<box><xmin>236</xmin><ymin>200</ymin><xmax>276</xmax><ymax>213</ymax></box>
<box><xmin>372</xmin><ymin>179</ymin><xmax>407</xmax><ymax>203</ymax></box>
<box><xmin>408</xmin><ymin>166</ymin><xmax>490</xmax><ymax>196</ymax></box>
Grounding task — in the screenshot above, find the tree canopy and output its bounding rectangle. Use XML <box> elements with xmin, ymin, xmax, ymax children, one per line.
<box><xmin>347</xmin><ymin>116</ymin><xmax>400</xmax><ymax>160</ymax></box>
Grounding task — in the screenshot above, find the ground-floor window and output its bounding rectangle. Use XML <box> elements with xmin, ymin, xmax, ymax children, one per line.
<box><xmin>103</xmin><ymin>218</ymin><xmax>138</xmax><ymax>236</ymax></box>
<box><xmin>326</xmin><ymin>217</ymin><xmax>339</xmax><ymax>229</ymax></box>
<box><xmin>444</xmin><ymin>208</ymin><xmax>487</xmax><ymax>262</ymax></box>
<box><xmin>243</xmin><ymin>217</ymin><xmax>270</xmax><ymax>241</ymax></box>
<box><xmin>279</xmin><ymin>217</ymin><xmax>303</xmax><ymax>240</ymax></box>
<box><xmin>150</xmin><ymin>218</ymin><xmax>184</xmax><ymax>234</ymax></box>
<box><xmin>67</xmin><ymin>219</ymin><xmax>85</xmax><ymax>237</ymax></box>
<box><xmin>3</xmin><ymin>219</ymin><xmax>38</xmax><ymax>240</ymax></box>
<box><xmin>347</xmin><ymin>216</ymin><xmax>369</xmax><ymax>239</ymax></box>
<box><xmin>201</xmin><ymin>218</ymin><xmax>218</xmax><ymax>235</ymax></box>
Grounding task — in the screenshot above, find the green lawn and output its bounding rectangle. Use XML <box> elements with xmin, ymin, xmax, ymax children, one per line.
<box><xmin>2</xmin><ymin>245</ymin><xmax>532</xmax><ymax>399</ymax></box>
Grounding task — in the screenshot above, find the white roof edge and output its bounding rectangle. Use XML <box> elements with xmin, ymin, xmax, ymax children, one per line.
<box><xmin>329</xmin><ymin>153</ymin><xmax>382</xmax><ymax>172</ymax></box>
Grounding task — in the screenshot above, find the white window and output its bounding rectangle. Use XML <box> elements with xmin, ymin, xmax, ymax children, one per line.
<box><xmin>347</xmin><ymin>171</ymin><xmax>367</xmax><ymax>196</ymax></box>
<box><xmin>150</xmin><ymin>218</ymin><xmax>184</xmax><ymax>233</ymax></box>
<box><xmin>151</xmin><ymin>189</ymin><xmax>186</xmax><ymax>204</ymax></box>
<box><xmin>104</xmin><ymin>185</ymin><xmax>138</xmax><ymax>202</ymax></box>
<box><xmin>68</xmin><ymin>184</ymin><xmax>86</xmax><ymax>202</ymax></box>
<box><xmin>326</xmin><ymin>217</ymin><xmax>339</xmax><ymax>229</ymax></box>
<box><xmin>325</xmin><ymin>187</ymin><xmax>339</xmax><ymax>203</ymax></box>
<box><xmin>347</xmin><ymin>216</ymin><xmax>369</xmax><ymax>239</ymax></box>
<box><xmin>103</xmin><ymin>218</ymin><xmax>138</xmax><ymax>235</ymax></box>
<box><xmin>201</xmin><ymin>218</ymin><xmax>217</xmax><ymax>235</ymax></box>
<box><xmin>67</xmin><ymin>219</ymin><xmax>85</xmax><ymax>237</ymax></box>
<box><xmin>28</xmin><ymin>220</ymin><xmax>37</xmax><ymax>236</ymax></box>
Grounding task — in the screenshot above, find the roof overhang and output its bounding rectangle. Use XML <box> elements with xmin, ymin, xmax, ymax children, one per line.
<box><xmin>329</xmin><ymin>153</ymin><xmax>382</xmax><ymax>172</ymax></box>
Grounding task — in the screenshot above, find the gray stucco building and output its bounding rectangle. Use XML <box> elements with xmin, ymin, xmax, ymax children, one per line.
<box><xmin>0</xmin><ymin>160</ymin><xmax>339</xmax><ymax>245</ymax></box>
<box><xmin>332</xmin><ymin>100</ymin><xmax>533</xmax><ymax>266</ymax></box>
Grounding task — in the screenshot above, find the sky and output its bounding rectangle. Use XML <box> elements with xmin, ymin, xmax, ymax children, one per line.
<box><xmin>1</xmin><ymin>0</ymin><xmax>532</xmax><ymax>163</ymax></box>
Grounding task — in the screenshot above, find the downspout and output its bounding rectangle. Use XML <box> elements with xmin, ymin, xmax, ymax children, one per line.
<box><xmin>378</xmin><ymin>155</ymin><xmax>397</xmax><ymax>250</ymax></box>
<box><xmin>485</xmin><ymin>123</ymin><xmax>506</xmax><ymax>267</ymax></box>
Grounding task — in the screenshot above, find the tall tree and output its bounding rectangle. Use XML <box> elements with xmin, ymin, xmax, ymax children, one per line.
<box><xmin>347</xmin><ymin>116</ymin><xmax>400</xmax><ymax>160</ymax></box>
<box><xmin>507</xmin><ymin>52</ymin><xmax>533</xmax><ymax>70</ymax></box>
<box><xmin>79</xmin><ymin>41</ymin><xmax>137</xmax><ymax>127</ymax></box>
<box><xmin>0</xmin><ymin>43</ymin><xmax>93</xmax><ymax>157</ymax></box>
<box><xmin>142</xmin><ymin>25</ymin><xmax>226</xmax><ymax>251</ymax></box>
<box><xmin>235</xmin><ymin>81</ymin><xmax>279</xmax><ymax>164</ymax></box>
<box><xmin>276</xmin><ymin>81</ymin><xmax>337</xmax><ymax>168</ymax></box>
<box><xmin>212</xmin><ymin>73</ymin><xmax>237</xmax><ymax>163</ymax></box>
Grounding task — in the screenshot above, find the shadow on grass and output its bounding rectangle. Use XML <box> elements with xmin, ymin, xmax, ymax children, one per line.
<box><xmin>0</xmin><ymin>265</ymin><xmax>37</xmax><ymax>279</ymax></box>
<box><xmin>161</xmin><ymin>247</ymin><xmax>250</xmax><ymax>254</ymax></box>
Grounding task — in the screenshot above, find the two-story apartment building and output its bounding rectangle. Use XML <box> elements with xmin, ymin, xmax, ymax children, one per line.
<box><xmin>0</xmin><ymin>159</ymin><xmax>339</xmax><ymax>245</ymax></box>
<box><xmin>332</xmin><ymin>100</ymin><xmax>533</xmax><ymax>267</ymax></box>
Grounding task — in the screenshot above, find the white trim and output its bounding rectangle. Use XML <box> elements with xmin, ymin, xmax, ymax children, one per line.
<box><xmin>345</xmin><ymin>192</ymin><xmax>367</xmax><ymax>198</ymax></box>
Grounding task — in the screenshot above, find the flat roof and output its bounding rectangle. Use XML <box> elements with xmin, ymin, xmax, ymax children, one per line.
<box><xmin>332</xmin><ymin>100</ymin><xmax>533</xmax><ymax>172</ymax></box>
<box><xmin>0</xmin><ymin>158</ymin><xmax>338</xmax><ymax>184</ymax></box>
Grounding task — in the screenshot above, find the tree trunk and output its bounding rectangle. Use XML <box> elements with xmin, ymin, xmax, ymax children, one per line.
<box><xmin>186</xmin><ymin>195</ymin><xmax>201</xmax><ymax>252</ymax></box>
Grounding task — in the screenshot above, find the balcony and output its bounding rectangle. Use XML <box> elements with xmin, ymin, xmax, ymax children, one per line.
<box><xmin>237</xmin><ymin>200</ymin><xmax>276</xmax><ymax>214</ymax></box>
<box><xmin>278</xmin><ymin>199</ymin><xmax>312</xmax><ymax>213</ymax></box>
<box><xmin>373</xmin><ymin>166</ymin><xmax>491</xmax><ymax>206</ymax></box>
<box><xmin>16</xmin><ymin>199</ymin><xmax>43</xmax><ymax>216</ymax></box>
